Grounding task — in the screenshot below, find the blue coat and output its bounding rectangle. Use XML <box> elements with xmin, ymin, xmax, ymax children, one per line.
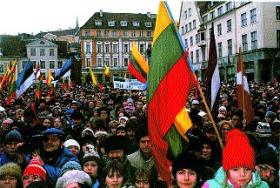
<box><xmin>43</xmin><ymin>147</ymin><xmax>79</xmax><ymax>186</ymax></box>
<box><xmin>202</xmin><ymin>167</ymin><xmax>269</xmax><ymax>188</ymax></box>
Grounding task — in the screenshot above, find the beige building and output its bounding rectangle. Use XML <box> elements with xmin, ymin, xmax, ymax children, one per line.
<box><xmin>179</xmin><ymin>1</ymin><xmax>280</xmax><ymax>82</ymax></box>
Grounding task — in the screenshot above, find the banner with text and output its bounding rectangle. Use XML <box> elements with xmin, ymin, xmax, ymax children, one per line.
<box><xmin>113</xmin><ymin>77</ymin><xmax>146</xmax><ymax>90</ymax></box>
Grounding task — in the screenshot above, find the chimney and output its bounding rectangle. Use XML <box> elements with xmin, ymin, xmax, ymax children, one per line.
<box><xmin>147</xmin><ymin>12</ymin><xmax>151</xmax><ymax>18</ymax></box>
<box><xmin>100</xmin><ymin>9</ymin><xmax>103</xmax><ymax>17</ymax></box>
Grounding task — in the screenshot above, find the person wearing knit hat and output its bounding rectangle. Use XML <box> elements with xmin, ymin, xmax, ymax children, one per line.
<box><xmin>55</xmin><ymin>170</ymin><xmax>92</xmax><ymax>188</ymax></box>
<box><xmin>0</xmin><ymin>129</ymin><xmax>23</xmax><ymax>166</ymax></box>
<box><xmin>22</xmin><ymin>156</ymin><xmax>47</xmax><ymax>188</ymax></box>
<box><xmin>61</xmin><ymin>161</ymin><xmax>82</xmax><ymax>176</ymax></box>
<box><xmin>82</xmin><ymin>146</ymin><xmax>101</xmax><ymax>188</ymax></box>
<box><xmin>64</xmin><ymin>139</ymin><xmax>80</xmax><ymax>156</ymax></box>
<box><xmin>0</xmin><ymin>162</ymin><xmax>22</xmax><ymax>188</ymax></box>
<box><xmin>172</xmin><ymin>151</ymin><xmax>202</xmax><ymax>188</ymax></box>
<box><xmin>202</xmin><ymin>129</ymin><xmax>269</xmax><ymax>188</ymax></box>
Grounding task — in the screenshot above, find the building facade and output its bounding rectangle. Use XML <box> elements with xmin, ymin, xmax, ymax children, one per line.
<box><xmin>80</xmin><ymin>10</ymin><xmax>156</xmax><ymax>81</ymax></box>
<box><xmin>179</xmin><ymin>1</ymin><xmax>280</xmax><ymax>82</ymax></box>
<box><xmin>23</xmin><ymin>38</ymin><xmax>66</xmax><ymax>78</ymax></box>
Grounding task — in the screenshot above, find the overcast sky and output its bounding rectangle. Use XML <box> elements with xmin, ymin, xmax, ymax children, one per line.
<box><xmin>0</xmin><ymin>0</ymin><xmax>182</xmax><ymax>35</ymax></box>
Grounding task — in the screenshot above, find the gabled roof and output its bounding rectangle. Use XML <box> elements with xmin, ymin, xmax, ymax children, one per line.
<box><xmin>81</xmin><ymin>12</ymin><xmax>156</xmax><ymax>30</ymax></box>
<box><xmin>26</xmin><ymin>38</ymin><xmax>58</xmax><ymax>47</ymax></box>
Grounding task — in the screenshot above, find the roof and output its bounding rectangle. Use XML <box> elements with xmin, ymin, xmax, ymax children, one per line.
<box><xmin>81</xmin><ymin>12</ymin><xmax>156</xmax><ymax>30</ymax></box>
<box><xmin>35</xmin><ymin>28</ymin><xmax>80</xmax><ymax>38</ymax></box>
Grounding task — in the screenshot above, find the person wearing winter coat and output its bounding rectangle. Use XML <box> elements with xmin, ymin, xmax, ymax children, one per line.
<box><xmin>202</xmin><ymin>129</ymin><xmax>269</xmax><ymax>188</ymax></box>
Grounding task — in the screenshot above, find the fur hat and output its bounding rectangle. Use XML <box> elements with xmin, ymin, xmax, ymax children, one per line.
<box><xmin>172</xmin><ymin>152</ymin><xmax>201</xmax><ymax>176</ymax></box>
<box><xmin>82</xmin><ymin>144</ymin><xmax>100</xmax><ymax>165</ymax></box>
<box><xmin>222</xmin><ymin>129</ymin><xmax>255</xmax><ymax>171</ymax></box>
<box><xmin>4</xmin><ymin>129</ymin><xmax>23</xmax><ymax>143</ymax></box>
<box><xmin>105</xmin><ymin>135</ymin><xmax>126</xmax><ymax>153</ymax></box>
<box><xmin>23</xmin><ymin>156</ymin><xmax>46</xmax><ymax>181</ymax></box>
<box><xmin>42</xmin><ymin>128</ymin><xmax>65</xmax><ymax>138</ymax></box>
<box><xmin>64</xmin><ymin>139</ymin><xmax>80</xmax><ymax>152</ymax></box>
<box><xmin>55</xmin><ymin>170</ymin><xmax>92</xmax><ymax>188</ymax></box>
<box><xmin>94</xmin><ymin>130</ymin><xmax>109</xmax><ymax>138</ymax></box>
<box><xmin>255</xmin><ymin>122</ymin><xmax>272</xmax><ymax>137</ymax></box>
<box><xmin>61</xmin><ymin>161</ymin><xmax>82</xmax><ymax>175</ymax></box>
<box><xmin>0</xmin><ymin>162</ymin><xmax>22</xmax><ymax>181</ymax></box>
<box><xmin>81</xmin><ymin>128</ymin><xmax>95</xmax><ymax>138</ymax></box>
<box><xmin>0</xmin><ymin>106</ymin><xmax>5</xmax><ymax>112</ymax></box>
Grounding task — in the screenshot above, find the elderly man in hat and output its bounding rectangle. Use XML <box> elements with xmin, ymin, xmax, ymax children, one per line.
<box><xmin>35</xmin><ymin>128</ymin><xmax>79</xmax><ymax>187</ymax></box>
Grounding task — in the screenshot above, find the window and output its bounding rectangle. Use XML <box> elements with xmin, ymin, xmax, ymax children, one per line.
<box><xmin>218</xmin><ymin>7</ymin><xmax>223</xmax><ymax>16</ymax></box>
<box><xmin>202</xmin><ymin>48</ymin><xmax>206</xmax><ymax>61</ymax></box>
<box><xmin>32</xmin><ymin>61</ymin><xmax>36</xmax><ymax>69</ymax></box>
<box><xmin>113</xmin><ymin>58</ymin><xmax>118</xmax><ymax>66</ymax></box>
<box><xmin>190</xmin><ymin>36</ymin><xmax>193</xmax><ymax>46</ymax></box>
<box><xmin>189</xmin><ymin>22</ymin><xmax>192</xmax><ymax>31</ymax></box>
<box><xmin>241</xmin><ymin>13</ymin><xmax>247</xmax><ymax>27</ymax></box>
<box><xmin>120</xmin><ymin>21</ymin><xmax>127</xmax><ymax>26</ymax></box>
<box><xmin>86</xmin><ymin>58</ymin><xmax>90</xmax><ymax>67</ymax></box>
<box><xmin>242</xmin><ymin>34</ymin><xmax>248</xmax><ymax>51</ymax></box>
<box><xmin>145</xmin><ymin>22</ymin><xmax>152</xmax><ymax>27</ymax></box>
<box><xmin>201</xmin><ymin>32</ymin><xmax>205</xmax><ymax>40</ymax></box>
<box><xmin>105</xmin><ymin>30</ymin><xmax>110</xmax><ymax>37</ymax></box>
<box><xmin>190</xmin><ymin>51</ymin><xmax>193</xmax><ymax>63</ymax></box>
<box><xmin>123</xmin><ymin>44</ymin><xmax>129</xmax><ymax>53</ymax></box>
<box><xmin>195</xmin><ymin>49</ymin><xmax>199</xmax><ymax>63</ymax></box>
<box><xmin>195</xmin><ymin>34</ymin><xmax>199</xmax><ymax>44</ymax></box>
<box><xmin>277</xmin><ymin>30</ymin><xmax>280</xmax><ymax>48</ymax></box>
<box><xmin>210</xmin><ymin>11</ymin><xmax>215</xmax><ymax>20</ymax></box>
<box><xmin>85</xmin><ymin>31</ymin><xmax>90</xmax><ymax>37</ymax></box>
<box><xmin>181</xmin><ymin>26</ymin><xmax>184</xmax><ymax>34</ymax></box>
<box><xmin>123</xmin><ymin>31</ymin><xmax>128</xmax><ymax>37</ymax></box>
<box><xmin>124</xmin><ymin>58</ymin><xmax>128</xmax><ymax>66</ymax></box>
<box><xmin>95</xmin><ymin>20</ymin><xmax>102</xmax><ymax>26</ymax></box>
<box><xmin>40</xmin><ymin>49</ymin><xmax>45</xmax><ymax>56</ymax></box>
<box><xmin>250</xmin><ymin>8</ymin><xmax>256</xmax><ymax>23</ymax></box>
<box><xmin>193</xmin><ymin>20</ymin><xmax>196</xmax><ymax>29</ymax></box>
<box><xmin>133</xmin><ymin>21</ymin><xmax>140</xmax><ymax>27</ymax></box>
<box><xmin>105</xmin><ymin>43</ymin><xmax>110</xmax><ymax>53</ymax></box>
<box><xmin>58</xmin><ymin>61</ymin><xmax>62</xmax><ymax>68</ymax></box>
<box><xmin>185</xmin><ymin>24</ymin><xmax>188</xmax><ymax>32</ymax></box>
<box><xmin>251</xmin><ymin>31</ymin><xmax>257</xmax><ymax>50</ymax></box>
<box><xmin>277</xmin><ymin>6</ymin><xmax>280</xmax><ymax>20</ymax></box>
<box><xmin>49</xmin><ymin>49</ymin><xmax>54</xmax><ymax>56</ymax></box>
<box><xmin>49</xmin><ymin>61</ymin><xmax>55</xmax><ymax>69</ymax></box>
<box><xmin>184</xmin><ymin>10</ymin><xmax>188</xmax><ymax>19</ymax></box>
<box><xmin>226</xmin><ymin>2</ymin><xmax>232</xmax><ymax>12</ymax></box>
<box><xmin>140</xmin><ymin>44</ymin><xmax>145</xmax><ymax>54</ymax></box>
<box><xmin>97</xmin><ymin>30</ymin><xmax>102</xmax><ymax>37</ymax></box>
<box><xmin>147</xmin><ymin>31</ymin><xmax>151</xmax><ymax>37</ymax></box>
<box><xmin>113</xmin><ymin>43</ymin><xmax>118</xmax><ymax>53</ymax></box>
<box><xmin>31</xmin><ymin>48</ymin><xmax>36</xmax><ymax>56</ymax></box>
<box><xmin>0</xmin><ymin>65</ymin><xmax>3</xmax><ymax>73</ymax></box>
<box><xmin>108</xmin><ymin>21</ymin><xmax>115</xmax><ymax>26</ymax></box>
<box><xmin>112</xmin><ymin>31</ymin><xmax>117</xmax><ymax>37</ymax></box>
<box><xmin>218</xmin><ymin>42</ymin><xmax>222</xmax><ymax>58</ymax></box>
<box><xmin>97</xmin><ymin>58</ymin><xmax>102</xmax><ymax>67</ymax></box>
<box><xmin>105</xmin><ymin>58</ymin><xmax>110</xmax><ymax>66</ymax></box>
<box><xmin>217</xmin><ymin>24</ymin><xmax>222</xmax><ymax>36</ymax></box>
<box><xmin>185</xmin><ymin>38</ymin><xmax>188</xmax><ymax>48</ymax></box>
<box><xmin>140</xmin><ymin>31</ymin><xmax>144</xmax><ymax>37</ymax></box>
<box><xmin>132</xmin><ymin>31</ymin><xmax>137</xmax><ymax>37</ymax></box>
<box><xmin>86</xmin><ymin>43</ymin><xmax>90</xmax><ymax>54</ymax></box>
<box><xmin>40</xmin><ymin>61</ymin><xmax>45</xmax><ymax>69</ymax></box>
<box><xmin>188</xmin><ymin>8</ymin><xmax>192</xmax><ymax>17</ymax></box>
<box><xmin>226</xmin><ymin>20</ymin><xmax>231</xmax><ymax>33</ymax></box>
<box><xmin>227</xmin><ymin>39</ymin><xmax>232</xmax><ymax>55</ymax></box>
<box><xmin>97</xmin><ymin>43</ymin><xmax>102</xmax><ymax>53</ymax></box>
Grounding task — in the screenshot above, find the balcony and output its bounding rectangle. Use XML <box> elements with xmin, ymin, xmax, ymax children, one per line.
<box><xmin>198</xmin><ymin>40</ymin><xmax>206</xmax><ymax>47</ymax></box>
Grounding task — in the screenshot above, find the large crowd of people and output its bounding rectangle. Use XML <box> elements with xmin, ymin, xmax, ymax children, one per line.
<box><xmin>0</xmin><ymin>80</ymin><xmax>279</xmax><ymax>188</ymax></box>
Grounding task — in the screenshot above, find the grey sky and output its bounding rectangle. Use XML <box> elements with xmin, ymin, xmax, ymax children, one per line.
<box><xmin>1</xmin><ymin>0</ymin><xmax>182</xmax><ymax>35</ymax></box>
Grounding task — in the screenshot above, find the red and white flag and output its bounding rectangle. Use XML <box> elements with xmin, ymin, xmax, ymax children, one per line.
<box><xmin>236</xmin><ymin>47</ymin><xmax>254</xmax><ymax>123</ymax></box>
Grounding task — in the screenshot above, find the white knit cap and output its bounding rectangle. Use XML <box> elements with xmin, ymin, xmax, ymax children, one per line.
<box><xmin>55</xmin><ymin>170</ymin><xmax>92</xmax><ymax>188</ymax></box>
<box><xmin>64</xmin><ymin>139</ymin><xmax>80</xmax><ymax>151</ymax></box>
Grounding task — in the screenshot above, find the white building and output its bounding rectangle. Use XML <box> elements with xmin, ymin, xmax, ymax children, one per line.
<box><xmin>179</xmin><ymin>1</ymin><xmax>280</xmax><ymax>82</ymax></box>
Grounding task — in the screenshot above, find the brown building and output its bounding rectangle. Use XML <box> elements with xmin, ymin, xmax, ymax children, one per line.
<box><xmin>80</xmin><ymin>10</ymin><xmax>156</xmax><ymax>81</ymax></box>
